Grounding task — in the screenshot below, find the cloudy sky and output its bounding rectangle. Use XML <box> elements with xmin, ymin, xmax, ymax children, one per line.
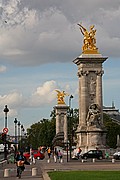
<box><xmin>0</xmin><ymin>0</ymin><xmax>120</xmax><ymax>135</ymax></box>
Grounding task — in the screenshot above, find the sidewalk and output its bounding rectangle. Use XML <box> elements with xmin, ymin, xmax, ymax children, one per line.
<box><xmin>0</xmin><ymin>160</ymin><xmax>43</xmax><ymax>180</ymax></box>
<box><xmin>1</xmin><ymin>157</ymin><xmax>120</xmax><ymax>179</ymax></box>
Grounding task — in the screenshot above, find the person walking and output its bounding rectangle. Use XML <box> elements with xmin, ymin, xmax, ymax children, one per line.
<box><xmin>47</xmin><ymin>147</ymin><xmax>51</xmax><ymax>163</ymax></box>
<box><xmin>57</xmin><ymin>150</ymin><xmax>63</xmax><ymax>163</ymax></box>
<box><xmin>77</xmin><ymin>147</ymin><xmax>82</xmax><ymax>159</ymax></box>
<box><xmin>15</xmin><ymin>151</ymin><xmax>26</xmax><ymax>178</ymax></box>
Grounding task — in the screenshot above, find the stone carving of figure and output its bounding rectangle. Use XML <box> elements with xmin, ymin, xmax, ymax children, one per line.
<box><xmin>90</xmin><ymin>77</ymin><xmax>96</xmax><ymax>95</ymax></box>
<box><xmin>77</xmin><ymin>23</ymin><xmax>98</xmax><ymax>52</ymax></box>
<box><xmin>86</xmin><ymin>103</ymin><xmax>102</xmax><ymax>128</ymax></box>
<box><xmin>55</xmin><ymin>90</ymin><xmax>69</xmax><ymax>104</ymax></box>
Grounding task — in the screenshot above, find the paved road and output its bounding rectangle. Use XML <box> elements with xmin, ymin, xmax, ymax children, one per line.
<box><xmin>41</xmin><ymin>157</ymin><xmax>120</xmax><ymax>171</ymax></box>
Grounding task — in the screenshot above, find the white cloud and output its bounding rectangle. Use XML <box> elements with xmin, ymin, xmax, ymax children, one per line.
<box><xmin>0</xmin><ymin>0</ymin><xmax>120</xmax><ymax>66</ymax></box>
<box><xmin>29</xmin><ymin>80</ymin><xmax>58</xmax><ymax>107</ymax></box>
<box><xmin>0</xmin><ymin>65</ymin><xmax>7</xmax><ymax>72</ymax></box>
<box><xmin>0</xmin><ymin>91</ymin><xmax>23</xmax><ymax>109</ymax></box>
<box><xmin>0</xmin><ymin>80</ymin><xmax>72</xmax><ymax>114</ymax></box>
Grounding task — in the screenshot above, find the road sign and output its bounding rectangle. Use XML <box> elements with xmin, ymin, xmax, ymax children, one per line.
<box><xmin>3</xmin><ymin>127</ymin><xmax>8</xmax><ymax>134</ymax></box>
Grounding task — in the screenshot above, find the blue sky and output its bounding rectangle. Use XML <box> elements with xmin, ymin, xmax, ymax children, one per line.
<box><xmin>0</xmin><ymin>0</ymin><xmax>120</xmax><ymax>135</ymax></box>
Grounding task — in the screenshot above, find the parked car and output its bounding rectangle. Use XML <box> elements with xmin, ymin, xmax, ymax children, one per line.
<box><xmin>113</xmin><ymin>152</ymin><xmax>120</xmax><ymax>160</ymax></box>
<box><xmin>81</xmin><ymin>150</ymin><xmax>104</xmax><ymax>160</ymax></box>
<box><xmin>24</xmin><ymin>150</ymin><xmax>45</xmax><ymax>160</ymax></box>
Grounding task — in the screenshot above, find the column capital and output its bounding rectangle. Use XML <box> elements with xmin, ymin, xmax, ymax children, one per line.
<box><xmin>96</xmin><ymin>70</ymin><xmax>104</xmax><ymax>76</ymax></box>
<box><xmin>78</xmin><ymin>70</ymin><xmax>89</xmax><ymax>77</ymax></box>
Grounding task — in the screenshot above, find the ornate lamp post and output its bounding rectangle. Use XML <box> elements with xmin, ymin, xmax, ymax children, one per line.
<box><xmin>14</xmin><ymin>118</ymin><xmax>18</xmax><ymax>155</ymax></box>
<box><xmin>22</xmin><ymin>128</ymin><xmax>25</xmax><ymax>137</ymax></box>
<box><xmin>69</xmin><ymin>95</ymin><xmax>74</xmax><ymax>160</ymax></box>
<box><xmin>21</xmin><ymin>124</ymin><xmax>23</xmax><ymax>137</ymax></box>
<box><xmin>14</xmin><ymin>118</ymin><xmax>18</xmax><ymax>144</ymax></box>
<box><xmin>18</xmin><ymin>121</ymin><xmax>21</xmax><ymax>150</ymax></box>
<box><xmin>3</xmin><ymin>105</ymin><xmax>9</xmax><ymax>160</ymax></box>
<box><xmin>20</xmin><ymin>124</ymin><xmax>24</xmax><ymax>150</ymax></box>
<box><xmin>3</xmin><ymin>105</ymin><xmax>9</xmax><ymax>128</ymax></box>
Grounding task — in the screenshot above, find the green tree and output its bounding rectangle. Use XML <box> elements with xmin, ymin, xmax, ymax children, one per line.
<box><xmin>27</xmin><ymin>118</ymin><xmax>55</xmax><ymax>149</ymax></box>
<box><xmin>103</xmin><ymin>113</ymin><xmax>120</xmax><ymax>148</ymax></box>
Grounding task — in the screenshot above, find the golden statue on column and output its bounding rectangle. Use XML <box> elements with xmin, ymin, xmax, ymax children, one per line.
<box><xmin>78</xmin><ymin>23</ymin><xmax>99</xmax><ymax>54</ymax></box>
<box><xmin>55</xmin><ymin>90</ymin><xmax>69</xmax><ymax>104</ymax></box>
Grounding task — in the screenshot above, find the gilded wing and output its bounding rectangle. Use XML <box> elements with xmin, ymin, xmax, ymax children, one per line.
<box><xmin>55</xmin><ymin>89</ymin><xmax>61</xmax><ymax>94</ymax></box>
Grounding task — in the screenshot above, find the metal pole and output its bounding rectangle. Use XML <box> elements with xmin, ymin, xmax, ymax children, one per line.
<box><xmin>18</xmin><ymin>121</ymin><xmax>21</xmax><ymax>150</ymax></box>
<box><xmin>14</xmin><ymin>118</ymin><xmax>17</xmax><ymax>144</ymax></box>
<box><xmin>69</xmin><ymin>95</ymin><xmax>73</xmax><ymax>160</ymax></box>
<box><xmin>4</xmin><ymin>105</ymin><xmax>9</xmax><ymax>128</ymax></box>
<box><xmin>67</xmin><ymin>142</ymin><xmax>68</xmax><ymax>162</ymax></box>
<box><xmin>14</xmin><ymin>118</ymin><xmax>18</xmax><ymax>154</ymax></box>
<box><xmin>3</xmin><ymin>105</ymin><xmax>9</xmax><ymax>160</ymax></box>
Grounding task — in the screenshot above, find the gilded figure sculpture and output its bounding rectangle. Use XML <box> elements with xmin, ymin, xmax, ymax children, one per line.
<box><xmin>77</xmin><ymin>23</ymin><xmax>99</xmax><ymax>54</ymax></box>
<box><xmin>55</xmin><ymin>90</ymin><xmax>69</xmax><ymax>104</ymax></box>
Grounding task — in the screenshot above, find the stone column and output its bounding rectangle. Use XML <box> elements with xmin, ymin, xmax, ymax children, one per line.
<box><xmin>96</xmin><ymin>70</ymin><xmax>104</xmax><ymax>122</ymax></box>
<box><xmin>64</xmin><ymin>113</ymin><xmax>68</xmax><ymax>143</ymax></box>
<box><xmin>53</xmin><ymin>105</ymin><xmax>69</xmax><ymax>146</ymax></box>
<box><xmin>78</xmin><ymin>71</ymin><xmax>88</xmax><ymax>128</ymax></box>
<box><xmin>56</xmin><ymin>113</ymin><xmax>60</xmax><ymax>134</ymax></box>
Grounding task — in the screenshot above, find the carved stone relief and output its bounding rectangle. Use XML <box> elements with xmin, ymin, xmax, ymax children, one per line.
<box><xmin>86</xmin><ymin>103</ymin><xmax>103</xmax><ymax>129</ymax></box>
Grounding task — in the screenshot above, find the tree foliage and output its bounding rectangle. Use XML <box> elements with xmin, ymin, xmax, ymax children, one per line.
<box><xmin>27</xmin><ymin>117</ymin><xmax>55</xmax><ymax>149</ymax></box>
<box><xmin>103</xmin><ymin>113</ymin><xmax>120</xmax><ymax>148</ymax></box>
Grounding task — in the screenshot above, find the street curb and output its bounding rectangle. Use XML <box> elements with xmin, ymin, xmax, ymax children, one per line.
<box><xmin>42</xmin><ymin>171</ymin><xmax>51</xmax><ymax>180</ymax></box>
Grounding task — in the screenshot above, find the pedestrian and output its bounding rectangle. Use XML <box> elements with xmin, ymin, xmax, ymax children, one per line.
<box><xmin>53</xmin><ymin>147</ymin><xmax>57</xmax><ymax>163</ymax></box>
<box><xmin>47</xmin><ymin>147</ymin><xmax>51</xmax><ymax>159</ymax></box>
<box><xmin>105</xmin><ymin>152</ymin><xmax>109</xmax><ymax>159</ymax></box>
<box><xmin>15</xmin><ymin>151</ymin><xmax>26</xmax><ymax>178</ymax></box>
<box><xmin>57</xmin><ymin>150</ymin><xmax>63</xmax><ymax>163</ymax></box>
<box><xmin>47</xmin><ymin>147</ymin><xmax>51</xmax><ymax>163</ymax></box>
<box><xmin>77</xmin><ymin>147</ymin><xmax>82</xmax><ymax>159</ymax></box>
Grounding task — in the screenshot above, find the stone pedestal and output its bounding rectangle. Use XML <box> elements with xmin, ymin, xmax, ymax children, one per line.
<box><xmin>52</xmin><ymin>104</ymin><xmax>69</xmax><ymax>146</ymax></box>
<box><xmin>73</xmin><ymin>53</ymin><xmax>108</xmax><ymax>152</ymax></box>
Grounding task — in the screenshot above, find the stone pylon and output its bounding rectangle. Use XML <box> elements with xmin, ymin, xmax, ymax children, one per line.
<box><xmin>52</xmin><ymin>90</ymin><xmax>69</xmax><ymax>146</ymax></box>
<box><xmin>73</xmin><ymin>53</ymin><xmax>108</xmax><ymax>152</ymax></box>
<box><xmin>55</xmin><ymin>105</ymin><xmax>69</xmax><ymax>141</ymax></box>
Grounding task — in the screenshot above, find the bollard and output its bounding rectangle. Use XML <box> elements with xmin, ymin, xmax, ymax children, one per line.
<box><xmin>4</xmin><ymin>169</ymin><xmax>10</xmax><ymax>177</ymax></box>
<box><xmin>61</xmin><ymin>158</ymin><xmax>63</xmax><ymax>163</ymax></box>
<box><xmin>93</xmin><ymin>158</ymin><xmax>95</xmax><ymax>163</ymax></box>
<box><xmin>54</xmin><ymin>156</ymin><xmax>57</xmax><ymax>163</ymax></box>
<box><xmin>32</xmin><ymin>167</ymin><xmax>37</xmax><ymax>176</ymax></box>
<box><xmin>47</xmin><ymin>159</ymin><xmax>50</xmax><ymax>163</ymax></box>
<box><xmin>81</xmin><ymin>159</ymin><xmax>84</xmax><ymax>163</ymax></box>
<box><xmin>33</xmin><ymin>157</ymin><xmax>36</xmax><ymax>164</ymax></box>
<box><xmin>112</xmin><ymin>158</ymin><xmax>115</xmax><ymax>163</ymax></box>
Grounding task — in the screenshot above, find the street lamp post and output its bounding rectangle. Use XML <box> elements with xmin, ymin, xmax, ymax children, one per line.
<box><xmin>22</xmin><ymin>128</ymin><xmax>25</xmax><ymax>138</ymax></box>
<box><xmin>64</xmin><ymin>140</ymin><xmax>69</xmax><ymax>162</ymax></box>
<box><xmin>4</xmin><ymin>105</ymin><xmax>9</xmax><ymax>128</ymax></box>
<box><xmin>3</xmin><ymin>105</ymin><xmax>9</xmax><ymax>160</ymax></box>
<box><xmin>14</xmin><ymin>118</ymin><xmax>18</xmax><ymax>144</ymax></box>
<box><xmin>21</xmin><ymin>124</ymin><xmax>23</xmax><ymax>137</ymax></box>
<box><xmin>20</xmin><ymin>125</ymin><xmax>24</xmax><ymax>150</ymax></box>
<box><xmin>18</xmin><ymin>121</ymin><xmax>21</xmax><ymax>150</ymax></box>
<box><xmin>69</xmin><ymin>95</ymin><xmax>74</xmax><ymax>160</ymax></box>
<box><xmin>14</xmin><ymin>118</ymin><xmax>18</xmax><ymax>153</ymax></box>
